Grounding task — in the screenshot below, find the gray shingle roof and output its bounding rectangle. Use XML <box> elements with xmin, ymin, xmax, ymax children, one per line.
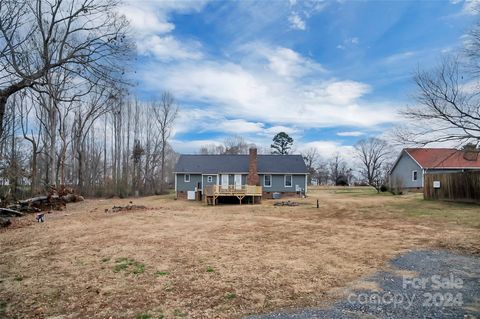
<box><xmin>174</xmin><ymin>154</ymin><xmax>308</xmax><ymax>174</ymax></box>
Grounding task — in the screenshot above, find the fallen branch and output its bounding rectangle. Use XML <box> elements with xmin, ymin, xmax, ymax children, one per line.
<box><xmin>107</xmin><ymin>204</ymin><xmax>148</xmax><ymax>213</ymax></box>
<box><xmin>273</xmin><ymin>201</ymin><xmax>299</xmax><ymax>207</ymax></box>
<box><xmin>7</xmin><ymin>204</ymin><xmax>41</xmax><ymax>214</ymax></box>
<box><xmin>0</xmin><ymin>208</ymin><xmax>24</xmax><ymax>217</ymax></box>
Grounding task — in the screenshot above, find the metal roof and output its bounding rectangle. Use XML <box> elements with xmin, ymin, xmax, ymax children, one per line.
<box><xmin>390</xmin><ymin>148</ymin><xmax>480</xmax><ymax>174</ymax></box>
<box><xmin>174</xmin><ymin>154</ymin><xmax>308</xmax><ymax>174</ymax></box>
<box><xmin>405</xmin><ymin>148</ymin><xmax>480</xmax><ymax>169</ymax></box>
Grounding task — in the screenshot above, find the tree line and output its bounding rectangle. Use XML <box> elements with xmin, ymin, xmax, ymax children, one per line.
<box><xmin>0</xmin><ymin>0</ymin><xmax>178</xmax><ymax>200</ymax></box>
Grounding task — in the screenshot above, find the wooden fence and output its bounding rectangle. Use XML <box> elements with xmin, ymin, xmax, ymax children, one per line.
<box><xmin>423</xmin><ymin>171</ymin><xmax>480</xmax><ymax>203</ymax></box>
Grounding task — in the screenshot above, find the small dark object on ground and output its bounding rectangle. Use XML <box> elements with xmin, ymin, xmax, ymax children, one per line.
<box><xmin>0</xmin><ymin>217</ymin><xmax>11</xmax><ymax>228</ymax></box>
<box><xmin>36</xmin><ymin>213</ymin><xmax>45</xmax><ymax>223</ymax></box>
<box><xmin>107</xmin><ymin>204</ymin><xmax>148</xmax><ymax>213</ymax></box>
<box><xmin>274</xmin><ymin>201</ymin><xmax>299</xmax><ymax>207</ymax></box>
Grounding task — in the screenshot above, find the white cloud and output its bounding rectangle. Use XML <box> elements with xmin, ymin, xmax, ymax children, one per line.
<box><xmin>215</xmin><ymin>119</ymin><xmax>265</xmax><ymax>134</ymax></box>
<box><xmin>118</xmin><ymin>6</ymin><xmax>174</xmax><ymax>35</ymax></box>
<box><xmin>337</xmin><ymin>37</ymin><xmax>360</xmax><ymax>50</ymax></box>
<box><xmin>322</xmin><ymin>81</ymin><xmax>371</xmax><ymax>105</ymax></box>
<box><xmin>337</xmin><ymin>131</ymin><xmax>364</xmax><ymax>137</ymax></box>
<box><xmin>383</xmin><ymin>51</ymin><xmax>415</xmax><ymax>64</ymax></box>
<box><xmin>450</xmin><ymin>0</ymin><xmax>479</xmax><ymax>15</ymax></box>
<box><xmin>237</xmin><ymin>42</ymin><xmax>325</xmax><ymax>78</ymax></box>
<box><xmin>125</xmin><ymin>1</ymin><xmax>398</xmax><ymax>152</ymax></box>
<box><xmin>121</xmin><ymin>0</ymin><xmax>210</xmax><ymax>34</ymax></box>
<box><xmin>142</xmin><ymin>53</ymin><xmax>397</xmax><ymax>129</ymax></box>
<box><xmin>462</xmin><ymin>0</ymin><xmax>480</xmax><ymax>15</ymax></box>
<box><xmin>288</xmin><ymin>13</ymin><xmax>306</xmax><ymax>30</ymax></box>
<box><xmin>264</xmin><ymin>126</ymin><xmax>299</xmax><ymax>135</ymax></box>
<box><xmin>287</xmin><ymin>0</ymin><xmax>327</xmax><ymax>31</ymax></box>
<box><xmin>120</xmin><ymin>1</ymin><xmax>210</xmax><ymax>61</ymax></box>
<box><xmin>301</xmin><ymin>141</ymin><xmax>355</xmax><ymax>159</ymax></box>
<box><xmin>460</xmin><ymin>79</ymin><xmax>480</xmax><ymax>93</ymax></box>
<box><xmin>137</xmin><ymin>35</ymin><xmax>203</xmax><ymax>61</ymax></box>
<box><xmin>267</xmin><ymin>47</ymin><xmax>324</xmax><ymax>77</ymax></box>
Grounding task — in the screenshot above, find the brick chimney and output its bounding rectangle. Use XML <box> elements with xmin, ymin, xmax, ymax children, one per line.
<box><xmin>247</xmin><ymin>148</ymin><xmax>259</xmax><ymax>186</ymax></box>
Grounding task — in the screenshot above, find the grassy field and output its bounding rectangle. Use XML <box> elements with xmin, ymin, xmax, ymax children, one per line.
<box><xmin>0</xmin><ymin>187</ymin><xmax>478</xmax><ymax>318</ymax></box>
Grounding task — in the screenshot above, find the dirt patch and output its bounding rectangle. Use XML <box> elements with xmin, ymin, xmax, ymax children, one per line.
<box><xmin>0</xmin><ymin>189</ymin><xmax>478</xmax><ymax>318</ymax></box>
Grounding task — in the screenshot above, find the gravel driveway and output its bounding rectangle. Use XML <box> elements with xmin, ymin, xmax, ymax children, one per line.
<box><xmin>247</xmin><ymin>250</ymin><xmax>480</xmax><ymax>319</ymax></box>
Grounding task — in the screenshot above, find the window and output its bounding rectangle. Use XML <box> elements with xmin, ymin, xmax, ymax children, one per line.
<box><xmin>264</xmin><ymin>175</ymin><xmax>272</xmax><ymax>187</ymax></box>
<box><xmin>184</xmin><ymin>174</ymin><xmax>190</xmax><ymax>182</ymax></box>
<box><xmin>285</xmin><ymin>174</ymin><xmax>292</xmax><ymax>187</ymax></box>
<box><xmin>207</xmin><ymin>176</ymin><xmax>213</xmax><ymax>183</ymax></box>
<box><xmin>412</xmin><ymin>171</ymin><xmax>418</xmax><ymax>181</ymax></box>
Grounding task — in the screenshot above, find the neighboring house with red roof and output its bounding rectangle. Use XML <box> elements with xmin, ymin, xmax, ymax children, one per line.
<box><xmin>389</xmin><ymin>148</ymin><xmax>480</xmax><ymax>189</ymax></box>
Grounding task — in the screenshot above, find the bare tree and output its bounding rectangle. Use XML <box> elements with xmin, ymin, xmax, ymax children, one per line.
<box><xmin>315</xmin><ymin>159</ymin><xmax>329</xmax><ymax>185</ymax></box>
<box><xmin>199</xmin><ymin>143</ymin><xmax>225</xmax><ymax>155</ymax></box>
<box><xmin>354</xmin><ymin>138</ymin><xmax>391</xmax><ymax>192</ymax></box>
<box><xmin>328</xmin><ymin>153</ymin><xmax>351</xmax><ymax>186</ymax></box>
<box><xmin>224</xmin><ymin>135</ymin><xmax>250</xmax><ymax>154</ymax></box>
<box><xmin>0</xmin><ymin>0</ymin><xmax>132</xmax><ymax>140</ymax></box>
<box><xmin>465</xmin><ymin>12</ymin><xmax>480</xmax><ymax>76</ymax></box>
<box><xmin>153</xmin><ymin>92</ymin><xmax>178</xmax><ymax>194</ymax></box>
<box><xmin>198</xmin><ymin>135</ymin><xmax>253</xmax><ymax>155</ymax></box>
<box><xmin>18</xmin><ymin>92</ymin><xmax>43</xmax><ymax>195</ymax></box>
<box><xmin>302</xmin><ymin>147</ymin><xmax>320</xmax><ymax>184</ymax></box>
<box><xmin>72</xmin><ymin>89</ymin><xmax>112</xmax><ymax>193</ymax></box>
<box><xmin>395</xmin><ymin>58</ymin><xmax>480</xmax><ymax>146</ymax></box>
<box><xmin>395</xmin><ymin>16</ymin><xmax>480</xmax><ymax>147</ymax></box>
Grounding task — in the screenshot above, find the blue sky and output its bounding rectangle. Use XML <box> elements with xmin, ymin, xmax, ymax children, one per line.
<box><xmin>120</xmin><ymin>0</ymin><xmax>478</xmax><ymax>155</ymax></box>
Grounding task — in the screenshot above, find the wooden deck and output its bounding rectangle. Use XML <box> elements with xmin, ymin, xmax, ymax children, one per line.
<box><xmin>204</xmin><ymin>185</ymin><xmax>262</xmax><ymax>205</ymax></box>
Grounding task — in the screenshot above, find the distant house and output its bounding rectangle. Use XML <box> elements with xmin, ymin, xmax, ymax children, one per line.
<box><xmin>174</xmin><ymin>148</ymin><xmax>308</xmax><ymax>202</ymax></box>
<box><xmin>389</xmin><ymin>148</ymin><xmax>480</xmax><ymax>190</ymax></box>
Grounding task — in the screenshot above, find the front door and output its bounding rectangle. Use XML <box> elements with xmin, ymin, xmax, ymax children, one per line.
<box><xmin>234</xmin><ymin>174</ymin><xmax>242</xmax><ymax>190</ymax></box>
<box><xmin>221</xmin><ymin>174</ymin><xmax>229</xmax><ymax>190</ymax></box>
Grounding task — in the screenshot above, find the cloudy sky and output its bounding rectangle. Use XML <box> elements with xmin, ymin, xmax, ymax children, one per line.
<box><xmin>120</xmin><ymin>0</ymin><xmax>478</xmax><ymax>155</ymax></box>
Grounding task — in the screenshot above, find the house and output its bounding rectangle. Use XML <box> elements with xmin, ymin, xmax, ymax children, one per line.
<box><xmin>174</xmin><ymin>148</ymin><xmax>308</xmax><ymax>202</ymax></box>
<box><xmin>389</xmin><ymin>148</ymin><xmax>480</xmax><ymax>190</ymax></box>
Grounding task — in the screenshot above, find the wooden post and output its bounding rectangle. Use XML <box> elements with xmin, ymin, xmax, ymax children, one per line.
<box><xmin>316</xmin><ymin>199</ymin><xmax>319</xmax><ymax>208</ymax></box>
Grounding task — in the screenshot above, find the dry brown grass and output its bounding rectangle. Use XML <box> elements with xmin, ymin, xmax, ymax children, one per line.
<box><xmin>0</xmin><ymin>187</ymin><xmax>479</xmax><ymax>319</ymax></box>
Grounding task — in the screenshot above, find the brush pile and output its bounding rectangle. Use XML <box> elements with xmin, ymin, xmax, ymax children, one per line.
<box><xmin>273</xmin><ymin>200</ymin><xmax>300</xmax><ymax>207</ymax></box>
<box><xmin>0</xmin><ymin>187</ymin><xmax>84</xmax><ymax>228</ymax></box>
<box><xmin>106</xmin><ymin>202</ymin><xmax>147</xmax><ymax>213</ymax></box>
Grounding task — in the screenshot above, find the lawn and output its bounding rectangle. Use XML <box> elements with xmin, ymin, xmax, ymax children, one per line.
<box><xmin>0</xmin><ymin>187</ymin><xmax>478</xmax><ymax>318</ymax></box>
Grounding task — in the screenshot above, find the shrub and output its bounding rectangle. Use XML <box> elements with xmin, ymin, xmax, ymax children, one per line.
<box><xmin>380</xmin><ymin>185</ymin><xmax>388</xmax><ymax>192</ymax></box>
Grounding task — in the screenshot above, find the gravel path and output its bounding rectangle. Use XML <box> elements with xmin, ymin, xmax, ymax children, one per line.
<box><xmin>247</xmin><ymin>250</ymin><xmax>480</xmax><ymax>319</ymax></box>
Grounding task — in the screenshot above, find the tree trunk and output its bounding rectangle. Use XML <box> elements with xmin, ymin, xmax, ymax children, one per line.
<box><xmin>30</xmin><ymin>147</ymin><xmax>38</xmax><ymax>196</ymax></box>
<box><xmin>77</xmin><ymin>147</ymin><xmax>84</xmax><ymax>193</ymax></box>
<box><xmin>0</xmin><ymin>95</ymin><xmax>7</xmax><ymax>141</ymax></box>
<box><xmin>160</xmin><ymin>139</ymin><xmax>165</xmax><ymax>193</ymax></box>
<box><xmin>49</xmin><ymin>106</ymin><xmax>57</xmax><ymax>187</ymax></box>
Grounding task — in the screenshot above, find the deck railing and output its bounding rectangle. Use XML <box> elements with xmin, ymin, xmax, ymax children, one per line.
<box><xmin>204</xmin><ymin>185</ymin><xmax>262</xmax><ymax>196</ymax></box>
